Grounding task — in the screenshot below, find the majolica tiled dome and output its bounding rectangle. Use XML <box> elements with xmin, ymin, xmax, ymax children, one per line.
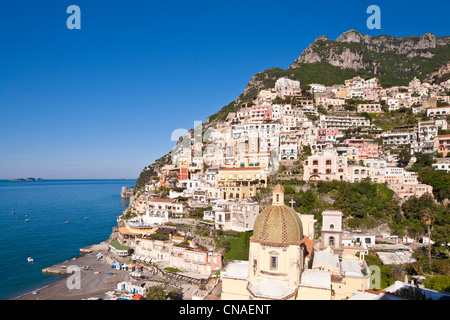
<box><xmin>253</xmin><ymin>203</ymin><xmax>304</xmax><ymax>245</ymax></box>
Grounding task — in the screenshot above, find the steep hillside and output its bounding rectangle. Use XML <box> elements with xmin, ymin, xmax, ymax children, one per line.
<box><xmin>136</xmin><ymin>30</ymin><xmax>450</xmax><ymax>188</ymax></box>
<box><xmin>208</xmin><ymin>30</ymin><xmax>450</xmax><ymax>123</ymax></box>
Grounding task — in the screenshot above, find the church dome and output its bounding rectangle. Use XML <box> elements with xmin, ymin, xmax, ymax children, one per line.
<box><xmin>253</xmin><ymin>203</ymin><xmax>304</xmax><ymax>245</ymax></box>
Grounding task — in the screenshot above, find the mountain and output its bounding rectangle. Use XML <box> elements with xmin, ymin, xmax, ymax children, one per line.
<box><xmin>290</xmin><ymin>30</ymin><xmax>450</xmax><ymax>82</ymax></box>
<box><xmin>208</xmin><ymin>30</ymin><xmax>450</xmax><ymax>123</ymax></box>
<box><xmin>136</xmin><ymin>30</ymin><xmax>450</xmax><ymax>189</ymax></box>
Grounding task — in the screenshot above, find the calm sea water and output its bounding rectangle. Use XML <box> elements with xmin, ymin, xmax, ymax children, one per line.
<box><xmin>0</xmin><ymin>179</ymin><xmax>136</xmax><ymax>300</ymax></box>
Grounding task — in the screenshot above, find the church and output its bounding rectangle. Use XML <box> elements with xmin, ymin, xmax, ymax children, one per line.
<box><xmin>221</xmin><ymin>184</ymin><xmax>371</xmax><ymax>300</ymax></box>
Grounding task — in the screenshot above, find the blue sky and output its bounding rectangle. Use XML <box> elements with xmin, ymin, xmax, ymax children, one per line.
<box><xmin>0</xmin><ymin>0</ymin><xmax>448</xmax><ymax>179</ymax></box>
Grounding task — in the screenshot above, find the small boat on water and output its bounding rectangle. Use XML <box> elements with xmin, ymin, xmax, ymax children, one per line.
<box><xmin>27</xmin><ymin>257</ymin><xmax>34</xmax><ymax>263</ymax></box>
<box><xmin>12</xmin><ymin>212</ymin><xmax>15</xmax><ymax>214</ymax></box>
<box><xmin>85</xmin><ymin>217</ymin><xmax>88</xmax><ymax>220</ymax></box>
<box><xmin>25</xmin><ymin>219</ymin><xmax>29</xmax><ymax>222</ymax></box>
<box><xmin>65</xmin><ymin>221</ymin><xmax>69</xmax><ymax>224</ymax></box>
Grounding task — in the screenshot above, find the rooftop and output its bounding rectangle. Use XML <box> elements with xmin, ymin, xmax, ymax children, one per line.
<box><xmin>219</xmin><ymin>167</ymin><xmax>262</xmax><ymax>171</ymax></box>
<box><xmin>312</xmin><ymin>250</ymin><xmax>340</xmax><ymax>269</ymax></box>
<box><xmin>248</xmin><ymin>279</ymin><xmax>296</xmax><ymax>300</ymax></box>
<box><xmin>221</xmin><ymin>261</ymin><xmax>249</xmax><ymax>280</ymax></box>
<box><xmin>300</xmin><ymin>269</ymin><xmax>331</xmax><ymax>289</ymax></box>
<box><xmin>341</xmin><ymin>259</ymin><xmax>364</xmax><ymax>278</ymax></box>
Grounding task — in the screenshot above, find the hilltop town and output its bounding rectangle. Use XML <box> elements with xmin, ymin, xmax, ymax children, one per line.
<box><xmin>105</xmin><ymin>72</ymin><xmax>450</xmax><ymax>301</ymax></box>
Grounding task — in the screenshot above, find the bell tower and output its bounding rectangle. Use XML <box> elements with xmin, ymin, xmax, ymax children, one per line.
<box><xmin>272</xmin><ymin>184</ymin><xmax>285</xmax><ymax>205</ymax></box>
<box><xmin>321</xmin><ymin>210</ymin><xmax>343</xmax><ymax>252</ymax></box>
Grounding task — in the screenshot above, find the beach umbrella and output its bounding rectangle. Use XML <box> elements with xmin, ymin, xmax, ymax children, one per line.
<box><xmin>133</xmin><ymin>295</ymin><xmax>144</xmax><ymax>300</ymax></box>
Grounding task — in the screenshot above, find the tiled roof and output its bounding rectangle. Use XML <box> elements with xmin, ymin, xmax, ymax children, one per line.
<box><xmin>253</xmin><ymin>204</ymin><xmax>303</xmax><ymax>244</ymax></box>
<box><xmin>151</xmin><ymin>198</ymin><xmax>175</xmax><ymax>203</ymax></box>
<box><xmin>219</xmin><ymin>167</ymin><xmax>262</xmax><ymax>171</ymax></box>
<box><xmin>428</xmin><ymin>105</ymin><xmax>450</xmax><ymax>109</ymax></box>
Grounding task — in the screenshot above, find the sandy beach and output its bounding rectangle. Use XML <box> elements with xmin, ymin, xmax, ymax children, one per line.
<box><xmin>13</xmin><ymin>242</ymin><xmax>204</xmax><ymax>300</ymax></box>
<box><xmin>14</xmin><ymin>243</ymin><xmax>131</xmax><ymax>300</ymax></box>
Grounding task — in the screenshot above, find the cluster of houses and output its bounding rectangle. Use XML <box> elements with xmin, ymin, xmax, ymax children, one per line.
<box><xmin>160</xmin><ymin>75</ymin><xmax>448</xmax><ymax>204</ymax></box>
<box><xmin>109</xmin><ymin>74</ymin><xmax>448</xmax><ymax>297</ymax></box>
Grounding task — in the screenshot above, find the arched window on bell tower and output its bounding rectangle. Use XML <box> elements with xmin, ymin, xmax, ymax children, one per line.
<box><xmin>329</xmin><ymin>236</ymin><xmax>335</xmax><ymax>247</ymax></box>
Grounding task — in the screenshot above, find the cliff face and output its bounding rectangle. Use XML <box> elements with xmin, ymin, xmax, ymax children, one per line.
<box><xmin>231</xmin><ymin>30</ymin><xmax>450</xmax><ymax>107</ymax></box>
<box><xmin>289</xmin><ymin>30</ymin><xmax>450</xmax><ymax>76</ymax></box>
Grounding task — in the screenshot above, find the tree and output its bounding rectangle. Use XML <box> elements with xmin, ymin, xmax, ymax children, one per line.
<box><xmin>219</xmin><ymin>239</ymin><xmax>231</xmax><ymax>254</ymax></box>
<box><xmin>420</xmin><ymin>208</ymin><xmax>435</xmax><ymax>266</ymax></box>
<box><xmin>418</xmin><ymin>167</ymin><xmax>450</xmax><ymax>201</ymax></box>
<box><xmin>146</xmin><ymin>283</ymin><xmax>181</xmax><ymax>300</ymax></box>
<box><xmin>423</xmin><ymin>276</ymin><xmax>450</xmax><ymax>293</ymax></box>
<box><xmin>398</xmin><ymin>146</ymin><xmax>411</xmax><ymax>167</ymax></box>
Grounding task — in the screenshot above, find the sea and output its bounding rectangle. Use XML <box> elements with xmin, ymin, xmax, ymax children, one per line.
<box><xmin>0</xmin><ymin>179</ymin><xmax>136</xmax><ymax>300</ymax></box>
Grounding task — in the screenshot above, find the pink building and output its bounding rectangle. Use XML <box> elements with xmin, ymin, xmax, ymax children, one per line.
<box><xmin>397</xmin><ymin>184</ymin><xmax>434</xmax><ymax>201</ymax></box>
<box><xmin>318</xmin><ymin>128</ymin><xmax>343</xmax><ymax>142</ymax></box>
<box><xmin>278</xmin><ymin>87</ymin><xmax>302</xmax><ymax>100</ymax></box>
<box><xmin>249</xmin><ymin>104</ymin><xmax>272</xmax><ymax>123</ymax></box>
<box><xmin>303</xmin><ymin>149</ymin><xmax>348</xmax><ymax>181</ymax></box>
<box><xmin>434</xmin><ymin>134</ymin><xmax>450</xmax><ymax>157</ymax></box>
<box><xmin>169</xmin><ymin>246</ymin><xmax>222</xmax><ymax>276</ymax></box>
<box><xmin>345</xmin><ymin>139</ymin><xmax>379</xmax><ymax>159</ymax></box>
<box><xmin>362</xmin><ymin>88</ymin><xmax>379</xmax><ymax>101</ymax></box>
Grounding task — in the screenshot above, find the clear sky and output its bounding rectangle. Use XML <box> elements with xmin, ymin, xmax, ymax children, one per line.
<box><xmin>0</xmin><ymin>0</ymin><xmax>448</xmax><ymax>179</ymax></box>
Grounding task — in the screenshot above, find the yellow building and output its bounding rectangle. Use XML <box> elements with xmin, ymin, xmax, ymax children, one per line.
<box><xmin>335</xmin><ymin>87</ymin><xmax>351</xmax><ymax>99</ymax></box>
<box><xmin>222</xmin><ymin>185</ymin><xmax>328</xmax><ymax>300</ymax></box>
<box><xmin>217</xmin><ymin>167</ymin><xmax>267</xmax><ymax>200</ymax></box>
<box><xmin>221</xmin><ymin>185</ymin><xmax>370</xmax><ymax>300</ymax></box>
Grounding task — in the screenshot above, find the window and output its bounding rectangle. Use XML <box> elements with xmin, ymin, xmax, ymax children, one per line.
<box><xmin>271</xmin><ymin>256</ymin><xmax>277</xmax><ymax>270</ymax></box>
<box><xmin>329</xmin><ymin>236</ymin><xmax>335</xmax><ymax>246</ymax></box>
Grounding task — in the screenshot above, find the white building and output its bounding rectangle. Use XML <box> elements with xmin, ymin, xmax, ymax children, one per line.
<box><xmin>432</xmin><ymin>158</ymin><xmax>450</xmax><ymax>172</ymax></box>
<box><xmin>380</xmin><ymin>131</ymin><xmax>417</xmax><ymax>146</ymax></box>
<box><xmin>143</xmin><ymin>199</ymin><xmax>184</xmax><ymax>225</ymax></box>
<box><xmin>212</xmin><ymin>199</ymin><xmax>260</xmax><ymax>232</ymax></box>
<box><xmin>319</xmin><ymin>115</ymin><xmax>370</xmax><ymax>129</ymax></box>
<box><xmin>427</xmin><ymin>105</ymin><xmax>450</xmax><ymax>117</ymax></box>
<box><xmin>275</xmin><ymin>77</ymin><xmax>300</xmax><ymax>91</ymax></box>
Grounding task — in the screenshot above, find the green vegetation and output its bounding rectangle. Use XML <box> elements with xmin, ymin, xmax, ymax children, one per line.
<box><xmin>145</xmin><ymin>283</ymin><xmax>181</xmax><ymax>300</ymax></box>
<box><xmin>410</xmin><ymin>153</ymin><xmax>436</xmax><ymax>173</ymax></box>
<box><xmin>216</xmin><ymin>231</ymin><xmax>253</xmax><ymax>261</ymax></box>
<box><xmin>398</xmin><ymin>195</ymin><xmax>450</xmax><ymax>247</ymax></box>
<box><xmin>394</xmin><ymin>285</ymin><xmax>429</xmax><ymax>300</ymax></box>
<box><xmin>208</xmin><ymin>100</ymin><xmax>239</xmax><ymax>123</ymax></box>
<box><xmin>302</xmin><ymin>180</ymin><xmax>396</xmax><ymax>229</ymax></box>
<box><xmin>275</xmin><ymin>178</ymin><xmax>449</xmax><ymax>245</ymax></box>
<box><xmin>417</xmin><ymin>167</ymin><xmax>450</xmax><ymax>202</ymax></box>
<box><xmin>423</xmin><ymin>276</ymin><xmax>450</xmax><ymax>292</ymax></box>
<box><xmin>364</xmin><ymin>254</ymin><xmax>396</xmax><ymax>289</ymax></box>
<box><xmin>164</xmin><ymin>267</ymin><xmax>182</xmax><ymax>273</ymax></box>
<box><xmin>109</xmin><ymin>239</ymin><xmax>129</xmax><ymax>251</ymax></box>
<box><xmin>135</xmin><ymin>164</ymin><xmax>158</xmax><ymax>190</ymax></box>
